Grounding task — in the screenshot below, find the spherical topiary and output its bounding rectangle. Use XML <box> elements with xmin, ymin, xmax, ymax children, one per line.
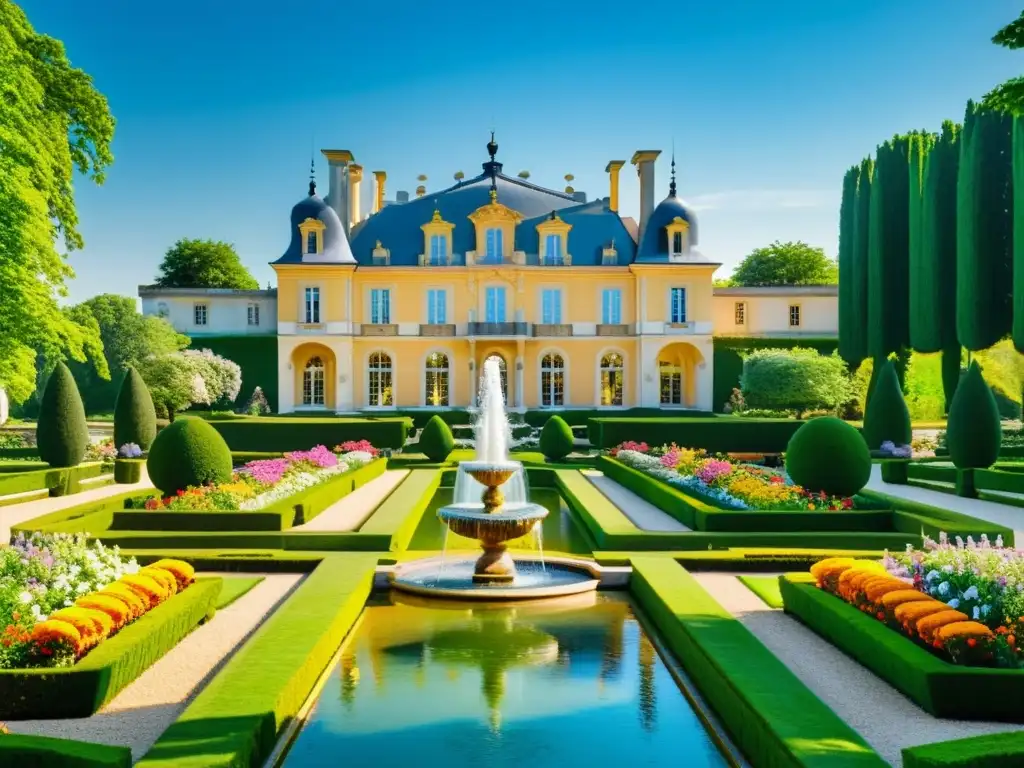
<box><xmin>946</xmin><ymin>361</ymin><xmax>1001</xmax><ymax>469</ymax></box>
<box><xmin>862</xmin><ymin>359</ymin><xmax>911</xmax><ymax>450</ymax></box>
<box><xmin>418</xmin><ymin>415</ymin><xmax>454</xmax><ymax>462</ymax></box>
<box><xmin>36</xmin><ymin>362</ymin><xmax>89</xmax><ymax>468</ymax></box>
<box><xmin>114</xmin><ymin>367</ymin><xmax>157</xmax><ymax>451</ymax></box>
<box><xmin>785</xmin><ymin>416</ymin><xmax>871</xmax><ymax>498</ymax></box>
<box><xmin>146</xmin><ymin>417</ymin><xmax>232</xmax><ymax>495</ymax></box>
<box><xmin>539</xmin><ymin>415</ymin><xmax>574</xmax><ymax>461</ymax></box>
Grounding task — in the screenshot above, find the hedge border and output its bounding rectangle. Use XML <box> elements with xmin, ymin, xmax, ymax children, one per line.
<box><xmin>113</xmin><ymin>458</ymin><xmax>143</xmax><ymax>485</ymax></box>
<box><xmin>0</xmin><ymin>734</ymin><xmax>132</xmax><ymax>767</ymax></box>
<box><xmin>630</xmin><ymin>557</ymin><xmax>884</xmax><ymax>766</ymax></box>
<box><xmin>588</xmin><ymin>415</ymin><xmax>810</xmax><ymax>452</ymax></box>
<box><xmin>780</xmin><ymin>576</ymin><xmax>1024</xmax><ymax>722</ymax></box>
<box><xmin>902</xmin><ymin>732</ymin><xmax>1024</xmax><ymax>767</ymax></box>
<box><xmin>0</xmin><ymin>577</ymin><xmax>222</xmax><ymax>719</ymax></box>
<box><xmin>203</xmin><ymin>415</ymin><xmax>411</xmax><ymax>451</ymax></box>
<box><xmin>0</xmin><ymin>462</ymin><xmax>105</xmax><ymax>497</ymax></box>
<box><xmin>135</xmin><ymin>554</ymin><xmax>377</xmax><ymax>768</ymax></box>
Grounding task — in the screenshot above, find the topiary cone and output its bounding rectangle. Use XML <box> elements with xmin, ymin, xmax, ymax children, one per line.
<box><xmin>862</xmin><ymin>359</ymin><xmax>911</xmax><ymax>449</ymax></box>
<box><xmin>418</xmin><ymin>415</ymin><xmax>454</xmax><ymax>462</ymax></box>
<box><xmin>114</xmin><ymin>367</ymin><xmax>157</xmax><ymax>451</ymax></box>
<box><xmin>785</xmin><ymin>416</ymin><xmax>871</xmax><ymax>498</ymax></box>
<box><xmin>539</xmin><ymin>415</ymin><xmax>574</xmax><ymax>461</ymax></box>
<box><xmin>147</xmin><ymin>417</ymin><xmax>233</xmax><ymax>495</ymax></box>
<box><xmin>36</xmin><ymin>362</ymin><xmax>89</xmax><ymax>468</ymax></box>
<box><xmin>946</xmin><ymin>361</ymin><xmax>1001</xmax><ymax>469</ymax></box>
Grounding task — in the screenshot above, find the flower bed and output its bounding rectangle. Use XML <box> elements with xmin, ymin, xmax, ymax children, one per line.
<box><xmin>611</xmin><ymin>442</ymin><xmax>867</xmax><ymax>511</ymax></box>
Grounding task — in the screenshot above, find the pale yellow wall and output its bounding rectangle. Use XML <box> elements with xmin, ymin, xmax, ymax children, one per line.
<box><xmin>522</xmin><ymin>339</ymin><xmax>638</xmax><ymax>407</ymax></box>
<box><xmin>634</xmin><ymin>266</ymin><xmax>716</xmax><ymax>323</ymax></box>
<box><xmin>711</xmin><ymin>294</ymin><xmax>838</xmax><ymax>336</ymax></box>
<box><xmin>274</xmin><ymin>265</ymin><xmax>353</xmax><ymax>324</ymax></box>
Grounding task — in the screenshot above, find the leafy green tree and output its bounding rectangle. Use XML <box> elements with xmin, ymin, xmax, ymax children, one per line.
<box><xmin>138</xmin><ymin>349</ymin><xmax>241</xmax><ymax>421</ymax></box>
<box><xmin>739</xmin><ymin>348</ymin><xmax>852</xmax><ymax>417</ymax></box>
<box><xmin>728</xmin><ymin>241</ymin><xmax>837</xmax><ymax>286</ymax></box>
<box><xmin>155</xmin><ymin>239</ymin><xmax>259</xmax><ymax>290</ymax></box>
<box><xmin>0</xmin><ymin>2</ymin><xmax>115</xmax><ymax>404</ymax></box>
<box><xmin>983</xmin><ymin>10</ymin><xmax>1024</xmax><ymax>115</ymax></box>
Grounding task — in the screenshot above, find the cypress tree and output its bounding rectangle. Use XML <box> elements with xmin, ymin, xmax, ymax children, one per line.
<box><xmin>838</xmin><ymin>165</ymin><xmax>863</xmax><ymax>366</ymax></box>
<box><xmin>957</xmin><ymin>101</ymin><xmax>1014</xmax><ymax>351</ymax></box>
<box><xmin>36</xmin><ymin>362</ymin><xmax>89</xmax><ymax>468</ymax></box>
<box><xmin>908</xmin><ymin>131</ymin><xmax>937</xmax><ymax>349</ymax></box>
<box><xmin>946</xmin><ymin>361</ymin><xmax>1001</xmax><ymax>469</ymax></box>
<box><xmin>1013</xmin><ymin>114</ymin><xmax>1024</xmax><ymax>351</ymax></box>
<box><xmin>848</xmin><ymin>157</ymin><xmax>873</xmax><ymax>365</ymax></box>
<box><xmin>114</xmin><ymin>367</ymin><xmax>157</xmax><ymax>451</ymax></box>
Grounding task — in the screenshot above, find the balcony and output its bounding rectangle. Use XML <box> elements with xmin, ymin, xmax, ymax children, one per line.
<box><xmin>465</xmin><ymin>251</ymin><xmax>527</xmax><ymax>266</ymax></box>
<box><xmin>297</xmin><ymin>322</ymin><xmax>325</xmax><ymax>333</ymax></box>
<box><xmin>420</xmin><ymin>323</ymin><xmax>456</xmax><ymax>337</ymax></box>
<box><xmin>596</xmin><ymin>323</ymin><xmax>631</xmax><ymax>336</ymax></box>
<box><xmin>533</xmin><ymin>323</ymin><xmax>573</xmax><ymax>337</ymax></box>
<box><xmin>361</xmin><ymin>324</ymin><xmax>398</xmax><ymax>337</ymax></box>
<box><xmin>468</xmin><ymin>321</ymin><xmax>529</xmax><ymax>336</ymax></box>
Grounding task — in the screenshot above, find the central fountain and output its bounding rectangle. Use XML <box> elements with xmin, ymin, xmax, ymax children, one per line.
<box><xmin>391</xmin><ymin>358</ymin><xmax>600</xmax><ymax>599</ymax></box>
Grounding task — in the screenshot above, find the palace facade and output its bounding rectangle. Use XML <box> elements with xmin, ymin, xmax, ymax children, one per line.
<box><xmin>141</xmin><ymin>137</ymin><xmax>837</xmax><ymax>414</ymax></box>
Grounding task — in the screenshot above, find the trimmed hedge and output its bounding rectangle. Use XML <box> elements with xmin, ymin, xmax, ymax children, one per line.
<box><xmin>539</xmin><ymin>415</ymin><xmax>574</xmax><ymax>460</ymax></box>
<box><xmin>135</xmin><ymin>554</ymin><xmax>376</xmax><ymax>768</ymax></box>
<box><xmin>588</xmin><ymin>416</ymin><xmax>808</xmax><ymax>452</ymax></box>
<box><xmin>902</xmin><ymin>732</ymin><xmax>1024</xmax><ymax>767</ymax></box>
<box><xmin>359</xmin><ymin>469</ymin><xmax>442</xmax><ymax>551</ymax></box>
<box><xmin>0</xmin><ymin>577</ymin><xmax>221</xmax><ymax>719</ymax></box>
<box><xmin>113</xmin><ymin>458</ymin><xmax>143</xmax><ymax>484</ymax></box>
<box><xmin>208</xmin><ymin>416</ymin><xmax>411</xmax><ymax>451</ymax></box>
<box><xmin>946</xmin><ymin>361</ymin><xmax>1001</xmax><ymax>469</ymax></box>
<box><xmin>418</xmin><ymin>415</ymin><xmax>454</xmax><ymax>462</ymax></box>
<box><xmin>879</xmin><ymin>459</ymin><xmax>909</xmax><ymax>484</ymax></box>
<box><xmin>862</xmin><ymin>359</ymin><xmax>911</xmax><ymax>449</ymax></box>
<box><xmin>631</xmin><ymin>557</ymin><xmax>884</xmax><ymax>766</ymax></box>
<box><xmin>0</xmin><ymin>463</ymin><xmax>105</xmax><ymax>497</ymax></box>
<box><xmin>554</xmin><ymin>469</ymin><xmax>638</xmax><ymax>550</ymax></box>
<box><xmin>786</xmin><ymin>417</ymin><xmax>871</xmax><ymax>497</ymax></box>
<box><xmin>113</xmin><ymin>367</ymin><xmax>157</xmax><ymax>451</ymax></box>
<box><xmin>37</xmin><ymin>362</ymin><xmax>90</xmax><ymax>468</ymax></box>
<box><xmin>780</xmin><ymin>576</ymin><xmax>1024</xmax><ymax>722</ymax></box>
<box><xmin>0</xmin><ymin>735</ymin><xmax>131</xmax><ymax>767</ymax></box>
<box><xmin>148</xmin><ymin>418</ymin><xmax>233</xmax><ymax>495</ymax></box>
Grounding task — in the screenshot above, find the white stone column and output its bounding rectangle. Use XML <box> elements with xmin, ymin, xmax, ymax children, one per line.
<box><xmin>695</xmin><ymin>360</ymin><xmax>713</xmax><ymax>412</ymax></box>
<box><xmin>334</xmin><ymin>338</ymin><xmax>354</xmax><ymax>412</ymax></box>
<box><xmin>277</xmin><ymin>337</ymin><xmax>295</xmax><ymax>414</ymax></box>
<box><xmin>515</xmin><ymin>357</ymin><xmax>525</xmax><ymax>410</ymax></box>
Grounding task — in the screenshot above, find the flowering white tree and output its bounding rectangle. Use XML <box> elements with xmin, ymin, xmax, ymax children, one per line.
<box><xmin>139</xmin><ymin>349</ymin><xmax>242</xmax><ymax>420</ymax></box>
<box><xmin>183</xmin><ymin>349</ymin><xmax>241</xmax><ymax>403</ymax></box>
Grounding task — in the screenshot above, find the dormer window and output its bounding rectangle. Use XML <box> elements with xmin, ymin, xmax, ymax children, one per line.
<box><xmin>665</xmin><ymin>216</ymin><xmax>690</xmax><ymax>261</ymax></box>
<box><xmin>421</xmin><ymin>208</ymin><xmax>455</xmax><ymax>266</ymax></box>
<box><xmin>544</xmin><ymin>234</ymin><xmax>564</xmax><ymax>265</ymax></box>
<box><xmin>672</xmin><ymin>232</ymin><xmax>684</xmax><ymax>256</ymax></box>
<box><xmin>485</xmin><ymin>228</ymin><xmax>503</xmax><ymax>263</ymax></box>
<box><xmin>306</xmin><ymin>231</ymin><xmax>318</xmax><ymax>255</ymax></box>
<box><xmin>298</xmin><ymin>217</ymin><xmax>327</xmax><ymax>258</ymax></box>
<box><xmin>429</xmin><ymin>234</ymin><xmax>447</xmax><ymax>265</ymax></box>
<box><xmin>467</xmin><ymin>191</ymin><xmax>522</xmax><ymax>265</ymax></box>
<box><xmin>535</xmin><ymin>212</ymin><xmax>572</xmax><ymax>266</ymax></box>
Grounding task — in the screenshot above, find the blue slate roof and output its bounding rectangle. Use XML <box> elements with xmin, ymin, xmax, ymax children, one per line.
<box><xmin>635</xmin><ymin>194</ymin><xmax>700</xmax><ymax>263</ymax></box>
<box><xmin>273</xmin><ymin>184</ymin><xmax>355</xmax><ymax>265</ymax></box>
<box><xmin>348</xmin><ymin>170</ymin><xmax>636</xmax><ymax>266</ymax></box>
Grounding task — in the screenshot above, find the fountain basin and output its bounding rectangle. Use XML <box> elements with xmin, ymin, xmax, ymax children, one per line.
<box><xmin>458</xmin><ymin>460</ymin><xmax>521</xmax><ymax>490</ymax></box>
<box><xmin>391</xmin><ymin>557</ymin><xmax>599</xmax><ymax>600</ymax></box>
<box><xmin>437</xmin><ymin>502</ymin><xmax>548</xmax><ymax>543</ymax></box>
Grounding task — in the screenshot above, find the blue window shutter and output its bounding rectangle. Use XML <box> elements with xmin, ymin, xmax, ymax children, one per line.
<box><xmin>613</xmin><ymin>290</ymin><xmax>621</xmax><ymax>323</ymax></box>
<box><xmin>497</xmin><ymin>288</ymin><xmax>506</xmax><ymax>322</ymax></box>
<box><xmin>383</xmin><ymin>289</ymin><xmax>390</xmax><ymax>323</ymax></box>
<box><xmin>495</xmin><ymin>229</ymin><xmax>503</xmax><ymax>261</ymax></box>
<box><xmin>552</xmin><ymin>290</ymin><xmax>562</xmax><ymax>323</ymax></box>
<box><xmin>439</xmin><ymin>291</ymin><xmax>447</xmax><ymax>323</ymax></box>
<box><xmin>428</xmin><ymin>291</ymin><xmax>436</xmax><ymax>323</ymax></box>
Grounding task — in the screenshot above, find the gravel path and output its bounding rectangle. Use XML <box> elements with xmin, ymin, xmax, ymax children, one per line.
<box><xmin>291</xmin><ymin>469</ymin><xmax>409</xmax><ymax>531</ymax></box>
<box><xmin>8</xmin><ymin>572</ymin><xmax>303</xmax><ymax>761</ymax></box>
<box><xmin>693</xmin><ymin>572</ymin><xmax>1017</xmax><ymax>767</ymax></box>
<box><xmin>580</xmin><ymin>469</ymin><xmax>690</xmax><ymax>531</ymax></box>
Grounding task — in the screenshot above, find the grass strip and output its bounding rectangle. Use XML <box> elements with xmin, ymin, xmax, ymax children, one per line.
<box><xmin>136</xmin><ymin>554</ymin><xmax>377</xmax><ymax>768</ymax></box>
<box><xmin>630</xmin><ymin>557</ymin><xmax>885</xmax><ymax>766</ymax></box>
<box><xmin>902</xmin><ymin>732</ymin><xmax>1024</xmax><ymax>767</ymax></box>
<box><xmin>737</xmin><ymin>574</ymin><xmax>785</xmax><ymax>608</ymax></box>
<box><xmin>554</xmin><ymin>469</ymin><xmax>638</xmax><ymax>549</ymax></box>
<box><xmin>0</xmin><ymin>734</ymin><xmax>131</xmax><ymax>767</ymax></box>
<box><xmin>357</xmin><ymin>469</ymin><xmax>442</xmax><ymax>551</ymax></box>
<box><xmin>214</xmin><ymin>576</ymin><xmax>265</xmax><ymax>609</ymax></box>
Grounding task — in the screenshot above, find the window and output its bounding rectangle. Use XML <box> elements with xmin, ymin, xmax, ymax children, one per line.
<box><xmin>672</xmin><ymin>231</ymin><xmax>684</xmax><ymax>256</ymax></box>
<box><xmin>484</xmin><ymin>227</ymin><xmax>503</xmax><ymax>263</ymax></box>
<box><xmin>544</xmin><ymin>234</ymin><xmax>563</xmax><ymax>265</ymax></box>
<box><xmin>194</xmin><ymin>303</ymin><xmax>207</xmax><ymax>326</ymax></box>
<box><xmin>370</xmin><ymin>289</ymin><xmax>391</xmax><ymax>324</ymax></box>
<box><xmin>601</xmin><ymin>289</ymin><xmax>622</xmax><ymax>325</ymax></box>
<box><xmin>789</xmin><ymin>304</ymin><xmax>801</xmax><ymax>328</ymax></box>
<box><xmin>485</xmin><ymin>286</ymin><xmax>506</xmax><ymax>323</ymax></box>
<box><xmin>368</xmin><ymin>352</ymin><xmax>393</xmax><ymax>407</ymax></box>
<box><xmin>734</xmin><ymin>302</ymin><xmax>746</xmax><ymax>325</ymax></box>
<box><xmin>302</xmin><ymin>357</ymin><xmax>325</xmax><ymax>406</ymax></box>
<box><xmin>427</xmin><ymin>289</ymin><xmax>447</xmax><ymax>324</ymax></box>
<box><xmin>247</xmin><ymin>303</ymin><xmax>260</xmax><ymax>327</ymax></box>
<box><xmin>541</xmin><ymin>289</ymin><xmax>562</xmax><ymax>324</ymax></box>
<box><xmin>600</xmin><ymin>353</ymin><xmax>624</xmax><ymax>406</ymax></box>
<box><xmin>425</xmin><ymin>352</ymin><xmax>449</xmax><ymax>407</ymax></box>
<box><xmin>540</xmin><ymin>353</ymin><xmax>565</xmax><ymax>407</ymax></box>
<box><xmin>429</xmin><ymin>234</ymin><xmax>447</xmax><ymax>266</ymax></box>
<box><xmin>156</xmin><ymin>302</ymin><xmax>169</xmax><ymax>317</ymax></box>
<box><xmin>306</xmin><ymin>231</ymin><xmax>318</xmax><ymax>255</ymax></box>
<box><xmin>304</xmin><ymin>287</ymin><xmax>320</xmax><ymax>324</ymax></box>
<box><xmin>669</xmin><ymin>288</ymin><xmax>686</xmax><ymax>324</ymax></box>
<box><xmin>659</xmin><ymin>360</ymin><xmax>682</xmax><ymax>405</ymax></box>
<box><xmin>486</xmin><ymin>355</ymin><xmax>509</xmax><ymax>404</ymax></box>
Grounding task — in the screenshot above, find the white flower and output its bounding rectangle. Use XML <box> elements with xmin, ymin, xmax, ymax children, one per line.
<box><xmin>963</xmin><ymin>585</ymin><xmax>979</xmax><ymax>601</ymax></box>
<box><xmin>973</xmin><ymin>606</ymin><xmax>981</xmax><ymax>620</ymax></box>
<box><xmin>948</xmin><ymin>598</ymin><xmax>960</xmax><ymax>609</ymax></box>
<box><xmin>17</xmin><ymin>591</ymin><xmax>32</xmax><ymax>604</ymax></box>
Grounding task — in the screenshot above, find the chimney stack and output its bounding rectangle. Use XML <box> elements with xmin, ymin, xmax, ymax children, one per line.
<box><xmin>321</xmin><ymin>149</ymin><xmax>355</xmax><ymax>236</ymax></box>
<box><xmin>396</xmin><ymin>190</ymin><xmax>410</xmax><ymax>204</ymax></box>
<box><xmin>631</xmin><ymin>150</ymin><xmax>661</xmax><ymax>243</ymax></box>
<box><xmin>348</xmin><ymin>164</ymin><xmax>363</xmax><ymax>226</ymax></box>
<box><xmin>605</xmin><ymin>160</ymin><xmax>625</xmax><ymax>212</ymax></box>
<box><xmin>372</xmin><ymin>170</ymin><xmax>386</xmax><ymax>214</ymax></box>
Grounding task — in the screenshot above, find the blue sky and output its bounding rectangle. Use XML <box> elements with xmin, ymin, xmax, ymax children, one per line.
<box><xmin>18</xmin><ymin>0</ymin><xmax>1024</xmax><ymax>301</ymax></box>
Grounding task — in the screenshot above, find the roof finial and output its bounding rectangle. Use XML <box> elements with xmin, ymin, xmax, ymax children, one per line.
<box><xmin>669</xmin><ymin>144</ymin><xmax>677</xmax><ymax>198</ymax></box>
<box><xmin>487</xmin><ymin>131</ymin><xmax>498</xmax><ymax>162</ymax></box>
<box><xmin>308</xmin><ymin>156</ymin><xmax>316</xmax><ymax>196</ymax></box>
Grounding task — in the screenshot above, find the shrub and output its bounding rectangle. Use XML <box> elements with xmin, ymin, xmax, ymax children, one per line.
<box><xmin>539</xmin><ymin>415</ymin><xmax>574</xmax><ymax>461</ymax></box>
<box><xmin>35</xmin><ymin>362</ymin><xmax>89</xmax><ymax>468</ymax></box>
<box><xmin>785</xmin><ymin>416</ymin><xmax>871</xmax><ymax>497</ymax></box>
<box><xmin>947</xmin><ymin>361</ymin><xmax>1002</xmax><ymax>469</ymax></box>
<box><xmin>417</xmin><ymin>415</ymin><xmax>454</xmax><ymax>462</ymax></box>
<box><xmin>862</xmin><ymin>359</ymin><xmax>911</xmax><ymax>449</ymax></box>
<box><xmin>244</xmin><ymin>386</ymin><xmax>271</xmax><ymax>416</ymax></box>
<box><xmin>740</xmin><ymin>348</ymin><xmax>852</xmax><ymax>417</ymax></box>
<box><xmin>147</xmin><ymin>417</ymin><xmax>233</xmax><ymax>495</ymax></box>
<box><xmin>114</xmin><ymin>367</ymin><xmax>157</xmax><ymax>451</ymax></box>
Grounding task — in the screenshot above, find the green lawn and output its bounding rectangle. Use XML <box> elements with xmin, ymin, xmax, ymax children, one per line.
<box><xmin>214</xmin><ymin>576</ymin><xmax>265</xmax><ymax>610</ymax></box>
<box><xmin>737</xmin><ymin>574</ymin><xmax>784</xmax><ymax>608</ymax></box>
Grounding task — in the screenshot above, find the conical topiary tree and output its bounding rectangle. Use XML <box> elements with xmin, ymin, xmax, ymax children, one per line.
<box><xmin>862</xmin><ymin>359</ymin><xmax>911</xmax><ymax>450</ymax></box>
<box><xmin>36</xmin><ymin>362</ymin><xmax>89</xmax><ymax>468</ymax></box>
<box><xmin>418</xmin><ymin>415</ymin><xmax>454</xmax><ymax>462</ymax></box>
<box><xmin>114</xmin><ymin>367</ymin><xmax>157</xmax><ymax>451</ymax></box>
<box><xmin>539</xmin><ymin>415</ymin><xmax>574</xmax><ymax>461</ymax></box>
<box><xmin>946</xmin><ymin>361</ymin><xmax>1002</xmax><ymax>469</ymax></box>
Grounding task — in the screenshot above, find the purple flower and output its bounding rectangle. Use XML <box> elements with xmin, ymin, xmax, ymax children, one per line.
<box><xmin>241</xmin><ymin>458</ymin><xmax>291</xmax><ymax>485</ymax></box>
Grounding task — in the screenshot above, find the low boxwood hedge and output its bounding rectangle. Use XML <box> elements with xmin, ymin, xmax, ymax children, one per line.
<box><xmin>631</xmin><ymin>557</ymin><xmax>885</xmax><ymax>766</ymax></box>
<box><xmin>0</xmin><ymin>734</ymin><xmax>131</xmax><ymax>767</ymax></box>
<box><xmin>555</xmin><ymin>469</ymin><xmax>637</xmax><ymax>550</ymax></box>
<box><xmin>0</xmin><ymin>577</ymin><xmax>221</xmax><ymax>719</ymax></box>
<box><xmin>113</xmin><ymin>458</ymin><xmax>143</xmax><ymax>484</ymax></box>
<box><xmin>135</xmin><ymin>554</ymin><xmax>376</xmax><ymax>768</ymax></box>
<box><xmin>207</xmin><ymin>416</ymin><xmax>411</xmax><ymax>451</ymax></box>
<box><xmin>0</xmin><ymin>462</ymin><xmax>105</xmax><ymax>497</ymax></box>
<box><xmin>588</xmin><ymin>416</ymin><xmax>807</xmax><ymax>452</ymax></box>
<box><xmin>359</xmin><ymin>469</ymin><xmax>442</xmax><ymax>551</ymax></box>
<box><xmin>902</xmin><ymin>732</ymin><xmax>1024</xmax><ymax>767</ymax></box>
<box><xmin>780</xmin><ymin>576</ymin><xmax>1024</xmax><ymax>722</ymax></box>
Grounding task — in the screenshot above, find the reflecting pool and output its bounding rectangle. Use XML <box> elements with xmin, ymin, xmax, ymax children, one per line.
<box><xmin>278</xmin><ymin>593</ymin><xmax>726</xmax><ymax>767</ymax></box>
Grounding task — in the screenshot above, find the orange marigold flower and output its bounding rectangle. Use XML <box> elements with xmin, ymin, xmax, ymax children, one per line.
<box><xmin>75</xmin><ymin>594</ymin><xmax>131</xmax><ymax>630</ymax></box>
<box><xmin>894</xmin><ymin>600</ymin><xmax>948</xmax><ymax>628</ymax></box>
<box><xmin>99</xmin><ymin>584</ymin><xmax>146</xmax><ymax>619</ymax></box>
<box><xmin>916</xmin><ymin>610</ymin><xmax>970</xmax><ymax>643</ymax></box>
<box><xmin>838</xmin><ymin>565</ymin><xmax>887</xmax><ymax>600</ymax></box>
<box><xmin>1010</xmin><ymin>635</ymin><xmax>1017</xmax><ymax>646</ymax></box>
<box><xmin>119</xmin><ymin>574</ymin><xmax>170</xmax><ymax>609</ymax></box>
<box><xmin>139</xmin><ymin>567</ymin><xmax>178</xmax><ymax>596</ymax></box>
<box><xmin>49</xmin><ymin>607</ymin><xmax>112</xmax><ymax>650</ymax></box>
<box><xmin>149</xmin><ymin>559</ymin><xmax>195</xmax><ymax>590</ymax></box>
<box><xmin>862</xmin><ymin>578</ymin><xmax>910</xmax><ymax>604</ymax></box>
<box><xmin>936</xmin><ymin>621</ymin><xmax>995</xmax><ymax>642</ymax></box>
<box><xmin>810</xmin><ymin>557</ymin><xmax>856</xmax><ymax>582</ymax></box>
<box><xmin>30</xmin><ymin>619</ymin><xmax>83</xmax><ymax>656</ymax></box>
<box><xmin>880</xmin><ymin>590</ymin><xmax>932</xmax><ymax>609</ymax></box>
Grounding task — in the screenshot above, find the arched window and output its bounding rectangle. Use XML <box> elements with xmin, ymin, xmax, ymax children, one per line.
<box><xmin>368</xmin><ymin>352</ymin><xmax>393</xmax><ymax>407</ymax></box>
<box><xmin>485</xmin><ymin>355</ymin><xmax>508</xmax><ymax>404</ymax></box>
<box><xmin>540</xmin><ymin>353</ymin><xmax>565</xmax><ymax>407</ymax></box>
<box><xmin>600</xmin><ymin>353</ymin><xmax>624</xmax><ymax>406</ymax></box>
<box><xmin>306</xmin><ymin>231</ymin><xmax>318</xmax><ymax>255</ymax></box>
<box><xmin>303</xmin><ymin>356</ymin><xmax>325</xmax><ymax>406</ymax></box>
<box><xmin>425</xmin><ymin>352</ymin><xmax>449</xmax><ymax>407</ymax></box>
<box><xmin>659</xmin><ymin>360</ymin><xmax>682</xmax><ymax>406</ymax></box>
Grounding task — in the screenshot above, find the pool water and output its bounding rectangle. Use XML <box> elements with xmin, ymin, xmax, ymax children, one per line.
<box><xmin>408</xmin><ymin>487</ymin><xmax>591</xmax><ymax>555</ymax></box>
<box><xmin>278</xmin><ymin>593</ymin><xmax>727</xmax><ymax>768</ymax></box>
